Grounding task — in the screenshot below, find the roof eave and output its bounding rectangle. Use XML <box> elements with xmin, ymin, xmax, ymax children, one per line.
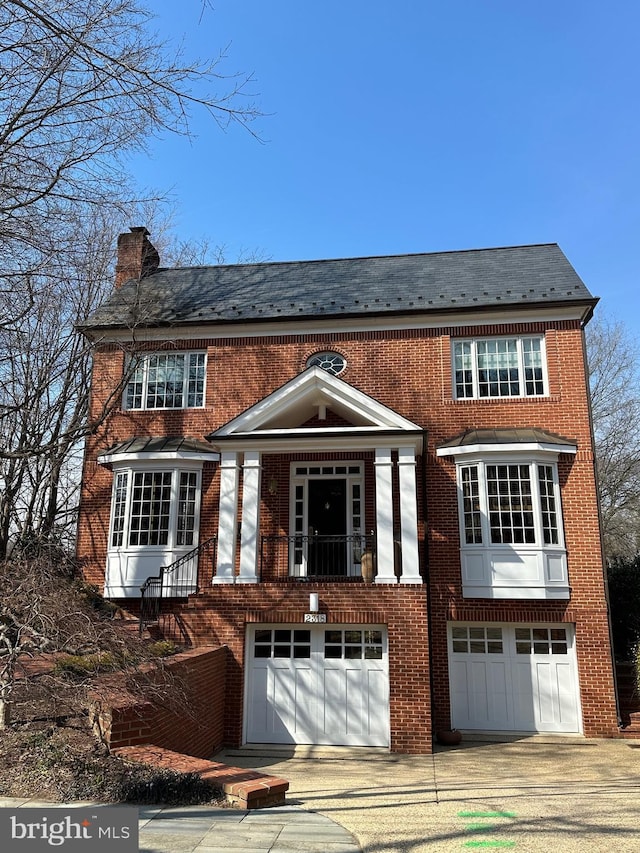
<box><xmin>78</xmin><ymin>296</ymin><xmax>600</xmax><ymax>338</ymax></box>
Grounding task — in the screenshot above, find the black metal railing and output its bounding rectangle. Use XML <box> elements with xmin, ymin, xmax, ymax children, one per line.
<box><xmin>139</xmin><ymin>536</ymin><xmax>217</xmax><ymax>634</ymax></box>
<box><xmin>260</xmin><ymin>533</ymin><xmax>376</xmax><ymax>580</ymax></box>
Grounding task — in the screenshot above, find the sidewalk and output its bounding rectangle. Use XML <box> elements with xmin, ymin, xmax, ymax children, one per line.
<box><xmin>0</xmin><ymin>797</ymin><xmax>360</xmax><ymax>852</ymax></box>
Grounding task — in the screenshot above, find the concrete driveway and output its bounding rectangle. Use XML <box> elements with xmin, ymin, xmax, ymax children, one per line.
<box><xmin>217</xmin><ymin>736</ymin><xmax>640</xmax><ymax>852</ymax></box>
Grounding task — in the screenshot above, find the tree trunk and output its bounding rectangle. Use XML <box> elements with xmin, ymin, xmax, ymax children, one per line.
<box><xmin>0</xmin><ymin>697</ymin><xmax>10</xmax><ymax>729</ymax></box>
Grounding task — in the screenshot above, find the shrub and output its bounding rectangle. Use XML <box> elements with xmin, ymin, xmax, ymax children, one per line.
<box><xmin>53</xmin><ymin>652</ymin><xmax>121</xmax><ymax>678</ymax></box>
<box><xmin>147</xmin><ymin>640</ymin><xmax>180</xmax><ymax>658</ymax></box>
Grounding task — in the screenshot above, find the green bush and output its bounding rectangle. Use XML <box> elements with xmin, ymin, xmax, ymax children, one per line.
<box><xmin>147</xmin><ymin>640</ymin><xmax>180</xmax><ymax>658</ymax></box>
<box><xmin>607</xmin><ymin>555</ymin><xmax>640</xmax><ymax>660</ymax></box>
<box><xmin>53</xmin><ymin>652</ymin><xmax>121</xmax><ymax>678</ymax></box>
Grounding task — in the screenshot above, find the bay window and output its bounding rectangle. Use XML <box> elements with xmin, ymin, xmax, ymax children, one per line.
<box><xmin>109</xmin><ymin>467</ymin><xmax>200</xmax><ymax>551</ymax></box>
<box><xmin>438</xmin><ymin>431</ymin><xmax>576</xmax><ymax>600</ymax></box>
<box><xmin>459</xmin><ymin>461</ymin><xmax>561</xmax><ymax>549</ymax></box>
<box><xmin>105</xmin><ymin>464</ymin><xmax>202</xmax><ymax>597</ymax></box>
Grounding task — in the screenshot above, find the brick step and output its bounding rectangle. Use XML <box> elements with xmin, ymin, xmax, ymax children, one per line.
<box><xmin>618</xmin><ymin>709</ymin><xmax>640</xmax><ymax>738</ymax></box>
<box><xmin>113</xmin><ymin>744</ymin><xmax>289</xmax><ymax>809</ymax></box>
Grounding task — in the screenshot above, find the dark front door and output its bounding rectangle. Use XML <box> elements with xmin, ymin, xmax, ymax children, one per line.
<box><xmin>308</xmin><ymin>479</ymin><xmax>347</xmax><ymax>575</ymax></box>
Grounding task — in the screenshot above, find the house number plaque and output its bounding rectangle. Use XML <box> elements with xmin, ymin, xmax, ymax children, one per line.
<box><xmin>304</xmin><ymin>613</ymin><xmax>327</xmax><ymax>623</ymax></box>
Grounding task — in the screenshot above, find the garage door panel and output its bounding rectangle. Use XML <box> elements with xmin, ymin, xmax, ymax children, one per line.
<box><xmin>556</xmin><ymin>662</ymin><xmax>579</xmax><ymax>727</ymax></box>
<box><xmin>486</xmin><ymin>661</ymin><xmax>510</xmax><ymax>727</ymax></box>
<box><xmin>246</xmin><ymin>625</ymin><xmax>389</xmax><ymax>747</ymax></box>
<box><xmin>367</xmin><ymin>669</ymin><xmax>389</xmax><ymax>736</ymax></box>
<box><xmin>246</xmin><ymin>665</ymin><xmax>270</xmax><ymax>737</ymax></box>
<box><xmin>448</xmin><ymin>623</ymin><xmax>581</xmax><ymax>734</ymax></box>
<box><xmin>512</xmin><ymin>661</ymin><xmax>536</xmax><ymax>729</ymax></box>
<box><xmin>320</xmin><ymin>667</ymin><xmax>345</xmax><ymax>735</ymax></box>
<box><xmin>450</xmin><ymin>661</ymin><xmax>473</xmax><ymax>727</ymax></box>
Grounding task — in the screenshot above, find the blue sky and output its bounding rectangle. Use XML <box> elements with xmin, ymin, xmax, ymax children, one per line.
<box><xmin>131</xmin><ymin>1</ymin><xmax>640</xmax><ymax>335</ymax></box>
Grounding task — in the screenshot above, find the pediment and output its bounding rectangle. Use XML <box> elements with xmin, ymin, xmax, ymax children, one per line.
<box><xmin>209</xmin><ymin>366</ymin><xmax>421</xmax><ymax>438</ymax></box>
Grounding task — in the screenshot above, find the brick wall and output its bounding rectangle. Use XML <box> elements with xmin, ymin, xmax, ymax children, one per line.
<box><xmin>157</xmin><ymin>582</ymin><xmax>432</xmax><ymax>754</ymax></box>
<box><xmin>91</xmin><ymin>647</ymin><xmax>227</xmax><ymax>758</ymax></box>
<box><xmin>77</xmin><ymin>317</ymin><xmax>619</xmax><ymax>744</ymax></box>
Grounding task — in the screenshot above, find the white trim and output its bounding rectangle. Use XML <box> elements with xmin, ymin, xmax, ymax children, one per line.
<box><xmin>238</xmin><ymin>451</ymin><xmax>261</xmax><ymax>583</ymax></box>
<box><xmin>397</xmin><ymin>447</ymin><xmax>421</xmax><ymax>583</ymax></box>
<box><xmin>451</xmin><ymin>335</ymin><xmax>549</xmax><ymax>401</ymax></box>
<box><xmin>214</xmin><ymin>366</ymin><xmax>421</xmax><ymax>435</ymax></box>
<box><xmin>374</xmin><ymin>448</ymin><xmax>396</xmax><ymax>584</ymax></box>
<box><xmin>452</xmin><ymin>455</ymin><xmax>570</xmax><ymax>599</ymax></box>
<box><xmin>98</xmin><ymin>449</ymin><xmax>219</xmax><ymax>465</ymax></box>
<box><xmin>212</xmin><ymin>434</ymin><xmax>423</xmax><ymax>454</ymax></box>
<box><xmin>104</xmin><ymin>462</ymin><xmax>203</xmax><ymax>598</ymax></box>
<box><xmin>288</xmin><ymin>461</ymin><xmax>365</xmax><ymax>578</ymax></box>
<box><xmin>122</xmin><ymin>350</ymin><xmax>207</xmax><ymax>411</ymax></box>
<box><xmin>214</xmin><ymin>452</ymin><xmax>240</xmax><ymax>583</ymax></box>
<box><xmin>437</xmin><ymin>442</ymin><xmax>576</xmax><ymax>458</ymax></box>
<box><xmin>85</xmin><ymin>304</ymin><xmax>591</xmax><ymax>344</ymax></box>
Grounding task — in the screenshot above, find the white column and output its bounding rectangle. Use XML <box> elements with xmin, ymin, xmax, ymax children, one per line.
<box><xmin>397</xmin><ymin>446</ymin><xmax>421</xmax><ymax>583</ymax></box>
<box><xmin>213</xmin><ymin>451</ymin><xmax>239</xmax><ymax>583</ymax></box>
<box><xmin>374</xmin><ymin>447</ymin><xmax>396</xmax><ymax>583</ymax></box>
<box><xmin>238</xmin><ymin>451</ymin><xmax>261</xmax><ymax>583</ymax></box>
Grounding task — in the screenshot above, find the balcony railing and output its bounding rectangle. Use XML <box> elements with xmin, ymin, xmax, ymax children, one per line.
<box><xmin>260</xmin><ymin>533</ymin><xmax>376</xmax><ymax>580</ymax></box>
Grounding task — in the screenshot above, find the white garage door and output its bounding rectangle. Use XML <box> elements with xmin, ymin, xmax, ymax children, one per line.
<box><xmin>448</xmin><ymin>623</ymin><xmax>581</xmax><ymax>733</ymax></box>
<box><xmin>245</xmin><ymin>625</ymin><xmax>389</xmax><ymax>746</ymax></box>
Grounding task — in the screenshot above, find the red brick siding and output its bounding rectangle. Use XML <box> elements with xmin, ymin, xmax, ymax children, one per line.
<box><xmin>157</xmin><ymin>583</ymin><xmax>431</xmax><ymax>754</ymax></box>
<box><xmin>77</xmin><ymin>318</ymin><xmax>619</xmax><ymax>745</ymax></box>
<box><xmin>93</xmin><ymin>647</ymin><xmax>227</xmax><ymax>758</ymax></box>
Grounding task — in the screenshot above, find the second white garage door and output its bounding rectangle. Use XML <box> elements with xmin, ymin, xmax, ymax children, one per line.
<box><xmin>245</xmin><ymin>625</ymin><xmax>390</xmax><ymax>746</ymax></box>
<box><xmin>448</xmin><ymin>623</ymin><xmax>581</xmax><ymax>734</ymax></box>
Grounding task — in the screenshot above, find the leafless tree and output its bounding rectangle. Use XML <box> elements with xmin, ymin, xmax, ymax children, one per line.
<box><xmin>0</xmin><ymin>1</ymin><xmax>261</xmax><ymax>555</ymax></box>
<box><xmin>587</xmin><ymin>312</ymin><xmax>640</xmax><ymax>562</ymax></box>
<box><xmin>0</xmin><ymin>549</ymin><xmax>197</xmax><ymax>733</ymax></box>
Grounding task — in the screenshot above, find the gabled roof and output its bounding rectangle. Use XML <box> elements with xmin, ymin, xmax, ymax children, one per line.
<box><xmin>207</xmin><ymin>366</ymin><xmax>424</xmax><ymax>453</ymax></box>
<box><xmin>81</xmin><ymin>243</ymin><xmax>596</xmax><ymax>331</ymax></box>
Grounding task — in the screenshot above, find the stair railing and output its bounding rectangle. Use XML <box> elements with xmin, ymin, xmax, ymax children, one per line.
<box><xmin>139</xmin><ymin>536</ymin><xmax>217</xmax><ymax>635</ymax></box>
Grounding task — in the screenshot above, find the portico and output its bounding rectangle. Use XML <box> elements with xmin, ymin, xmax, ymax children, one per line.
<box><xmin>207</xmin><ymin>367</ymin><xmax>424</xmax><ymax>585</ymax></box>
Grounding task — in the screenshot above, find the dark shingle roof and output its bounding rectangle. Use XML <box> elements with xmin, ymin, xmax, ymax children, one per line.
<box><xmin>81</xmin><ymin>243</ymin><xmax>595</xmax><ymax>331</ymax></box>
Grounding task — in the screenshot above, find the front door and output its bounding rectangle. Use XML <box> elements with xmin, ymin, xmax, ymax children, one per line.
<box><xmin>308</xmin><ymin>479</ymin><xmax>347</xmax><ymax>575</ymax></box>
<box><xmin>290</xmin><ymin>462</ymin><xmax>365</xmax><ymax>577</ymax></box>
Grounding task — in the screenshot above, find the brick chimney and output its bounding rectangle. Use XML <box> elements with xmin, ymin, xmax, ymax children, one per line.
<box><xmin>115</xmin><ymin>226</ymin><xmax>160</xmax><ymax>288</ymax></box>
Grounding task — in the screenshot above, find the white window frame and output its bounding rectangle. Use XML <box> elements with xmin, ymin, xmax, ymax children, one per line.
<box><xmin>452</xmin><ymin>336</ymin><xmax>547</xmax><ymax>400</ymax></box>
<box><xmin>108</xmin><ymin>463</ymin><xmax>202</xmax><ymax>553</ymax></box>
<box><xmin>458</xmin><ymin>458</ymin><xmax>564</xmax><ymax>550</ymax></box>
<box><xmin>449</xmin><ymin>451</ymin><xmax>569</xmax><ymax>599</ymax></box>
<box><xmin>123</xmin><ymin>351</ymin><xmax>206</xmax><ymax>410</ymax></box>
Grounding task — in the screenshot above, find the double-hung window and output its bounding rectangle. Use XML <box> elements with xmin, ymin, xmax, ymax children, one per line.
<box><xmin>453</xmin><ymin>336</ymin><xmax>546</xmax><ymax>399</ymax></box>
<box><xmin>124</xmin><ymin>352</ymin><xmax>206</xmax><ymax>410</ymax></box>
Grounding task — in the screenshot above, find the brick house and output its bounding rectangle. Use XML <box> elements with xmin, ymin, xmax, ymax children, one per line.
<box><xmin>77</xmin><ymin>227</ymin><xmax>619</xmax><ymax>753</ymax></box>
